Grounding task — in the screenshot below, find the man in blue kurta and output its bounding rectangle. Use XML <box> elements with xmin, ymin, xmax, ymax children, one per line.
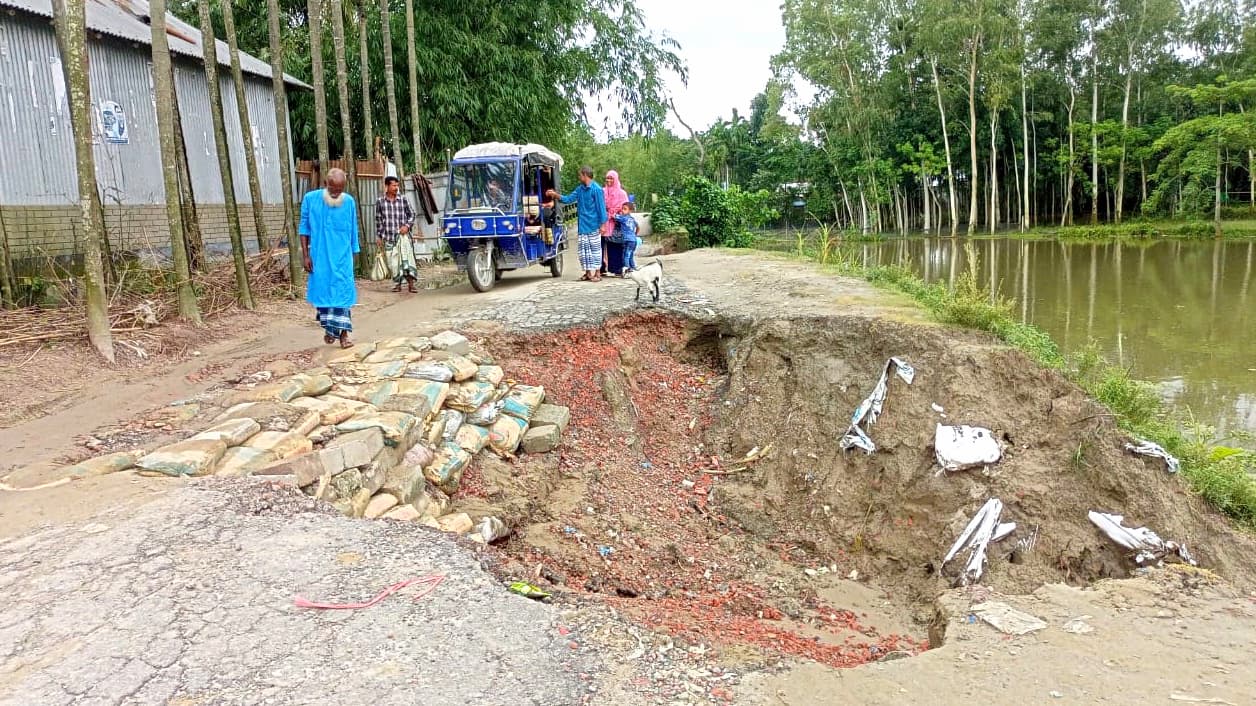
<box><xmin>300</xmin><ymin>168</ymin><xmax>360</xmax><ymax>348</ymax></box>
<box><xmin>548</xmin><ymin>166</ymin><xmax>607</xmax><ymax>282</ymax></box>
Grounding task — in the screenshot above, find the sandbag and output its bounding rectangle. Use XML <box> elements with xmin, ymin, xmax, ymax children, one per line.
<box><xmin>445</xmin><ymin>381</ymin><xmax>497</xmax><ymax>413</ymax></box>
<box><xmin>336</xmin><ymin>411</ymin><xmax>418</xmax><ymax>446</ymax></box>
<box><xmin>488</xmin><ymin>415</ymin><xmax>529</xmax><ymax>456</ymax></box>
<box><xmin>501</xmin><ymin>384</ymin><xmax>545</xmax><ymax>422</ymax></box>
<box><xmin>441</xmin><ymin>410</ymin><xmax>465</xmax><ymax>441</ymax></box>
<box><xmin>405</xmin><ymin>363</ymin><xmax>454</xmax><ymax>383</ymax></box>
<box><xmin>466</xmin><ymin>401</ymin><xmax>502</xmax><ymax>426</ymax></box>
<box><xmin>455</xmin><ymin>424</ymin><xmax>490</xmax><ymax>454</ymax></box>
<box><xmin>445</xmin><ymin>356</ymin><xmax>479</xmax><ymax>382</ymax></box>
<box><xmin>423</xmin><ymin>441</ymin><xmax>472</xmax><ymax>494</ymax></box>
<box><xmin>475</xmin><ymin>365</ymin><xmax>505</xmax><ymax>386</ymax></box>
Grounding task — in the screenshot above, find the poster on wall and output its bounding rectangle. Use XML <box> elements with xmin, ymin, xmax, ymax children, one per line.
<box><xmin>100</xmin><ymin>100</ymin><xmax>128</xmax><ymax>144</ymax></box>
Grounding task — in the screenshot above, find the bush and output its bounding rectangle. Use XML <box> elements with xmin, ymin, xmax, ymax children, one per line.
<box><xmin>652</xmin><ymin>177</ymin><xmax>778</xmax><ymax>248</ymax></box>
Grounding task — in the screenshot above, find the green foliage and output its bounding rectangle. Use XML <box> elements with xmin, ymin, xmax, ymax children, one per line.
<box><xmin>652</xmin><ymin>177</ymin><xmax>776</xmax><ymax>248</ymax></box>
<box><xmin>1054</xmin><ymin>221</ymin><xmax>1216</xmax><ymax>240</ymax></box>
<box><xmin>172</xmin><ymin>0</ymin><xmax>685</xmax><ymax>167</ymax></box>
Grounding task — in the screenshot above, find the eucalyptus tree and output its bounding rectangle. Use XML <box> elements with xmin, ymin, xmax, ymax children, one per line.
<box><xmin>151</xmin><ymin>0</ymin><xmax>201</xmax><ymax>323</ymax></box>
<box><xmin>223</xmin><ymin>0</ymin><xmax>271</xmax><ymax>251</ymax></box>
<box><xmin>379</xmin><ymin>0</ymin><xmax>403</xmax><ymax>170</ymax></box>
<box><xmin>356</xmin><ymin>1</ymin><xmax>374</xmax><ymax>156</ymax></box>
<box><xmin>330</xmin><ymin>0</ymin><xmax>357</xmax><ymax>190</ymax></box>
<box><xmin>267</xmin><ymin>0</ymin><xmax>303</xmax><ymax>291</ymax></box>
<box><xmin>50</xmin><ymin>0</ymin><xmax>114</xmax><ymax>359</ymax></box>
<box><xmin>309</xmin><ymin>0</ymin><xmax>330</xmax><ymax>169</ymax></box>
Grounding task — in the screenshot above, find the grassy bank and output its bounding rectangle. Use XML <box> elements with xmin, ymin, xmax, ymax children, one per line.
<box><xmin>1032</xmin><ymin>218</ymin><xmax>1256</xmax><ymax>241</ymax></box>
<box><xmin>773</xmin><ymin>240</ymin><xmax>1256</xmax><ymax>530</ymax></box>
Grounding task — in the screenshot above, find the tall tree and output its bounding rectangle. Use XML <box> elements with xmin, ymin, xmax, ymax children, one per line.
<box><xmin>151</xmin><ymin>0</ymin><xmax>201</xmax><ymax>323</ymax></box>
<box><xmin>376</xmin><ymin>0</ymin><xmax>401</xmax><ymax>170</ymax></box>
<box><xmin>266</xmin><ymin>0</ymin><xmax>303</xmax><ymax>294</ymax></box>
<box><xmin>222</xmin><ymin>0</ymin><xmax>271</xmax><ymax>252</ymax></box>
<box><xmin>356</xmin><ymin>2</ymin><xmax>374</xmax><ymax>157</ymax></box>
<box><xmin>198</xmin><ymin>0</ymin><xmax>254</xmax><ymax>309</ymax></box>
<box><xmin>51</xmin><ymin>0</ymin><xmax>115</xmax><ymax>360</ymax></box>
<box><xmin>1150</xmin><ymin>78</ymin><xmax>1256</xmax><ymax>236</ymax></box>
<box><xmin>330</xmin><ymin>0</ymin><xmax>357</xmax><ymax>191</ymax></box>
<box><xmin>171</xmin><ymin>86</ymin><xmax>205</xmax><ymax>271</ymax></box>
<box><xmin>404</xmin><ymin>0</ymin><xmax>423</xmax><ymax>173</ymax></box>
<box><xmin>379</xmin><ymin>0</ymin><xmax>403</xmax><ymax>171</ymax></box>
<box><xmin>309</xmin><ymin>0</ymin><xmax>330</xmax><ymax>171</ymax></box>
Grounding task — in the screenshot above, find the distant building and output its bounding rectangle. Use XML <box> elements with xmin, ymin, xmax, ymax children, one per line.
<box><xmin>0</xmin><ymin>0</ymin><xmax>309</xmax><ymax>269</ymax></box>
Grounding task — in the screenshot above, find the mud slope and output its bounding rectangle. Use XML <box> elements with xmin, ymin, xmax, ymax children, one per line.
<box><xmin>708</xmin><ymin>314</ymin><xmax>1256</xmax><ymax>604</ymax></box>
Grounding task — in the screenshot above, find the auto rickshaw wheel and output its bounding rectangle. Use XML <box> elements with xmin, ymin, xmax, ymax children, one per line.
<box><xmin>548</xmin><ymin>252</ymin><xmax>563</xmax><ymax>278</ymax></box>
<box><xmin>468</xmin><ymin>246</ymin><xmax>496</xmax><ymax>292</ymax></box>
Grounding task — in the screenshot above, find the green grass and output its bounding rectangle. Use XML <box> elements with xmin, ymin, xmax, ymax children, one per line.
<box><xmin>1025</xmin><ymin>218</ymin><xmax>1256</xmax><ymax>242</ymax></box>
<box><xmin>775</xmin><ymin>240</ymin><xmax>1256</xmax><ymax>530</ymax></box>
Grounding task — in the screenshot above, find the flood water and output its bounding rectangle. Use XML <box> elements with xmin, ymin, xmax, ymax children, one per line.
<box><xmin>851</xmin><ymin>237</ymin><xmax>1256</xmax><ymax>446</ymax></box>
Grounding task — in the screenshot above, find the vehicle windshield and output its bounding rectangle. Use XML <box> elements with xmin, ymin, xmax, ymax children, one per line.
<box><xmin>445</xmin><ymin>160</ymin><xmax>518</xmax><ymax>213</ymax></box>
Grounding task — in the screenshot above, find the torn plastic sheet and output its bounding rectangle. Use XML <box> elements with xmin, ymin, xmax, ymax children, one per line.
<box><xmin>1087</xmin><ymin>511</ymin><xmax>1196</xmax><ymax>566</ymax></box>
<box><xmin>839</xmin><ymin>357</ymin><xmax>915</xmax><ymax>454</ymax></box>
<box><xmin>1124</xmin><ymin>439</ymin><xmax>1181</xmax><ymax>474</ymax></box>
<box><xmin>934</xmin><ymin>423</ymin><xmax>1002</xmax><ymax>472</ymax></box>
<box><xmin>942</xmin><ymin>498</ymin><xmax>1015</xmax><ymax>586</ymax></box>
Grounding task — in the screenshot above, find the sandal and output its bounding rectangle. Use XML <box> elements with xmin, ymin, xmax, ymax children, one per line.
<box><xmin>408</xmin><ymin>282</ymin><xmax>418</xmax><ymax>293</ymax></box>
<box><xmin>391</xmin><ymin>283</ymin><xmax>402</xmax><ymax>292</ymax></box>
<box><xmin>323</xmin><ymin>334</ymin><xmax>335</xmax><ymax>345</ymax></box>
<box><xmin>339</xmin><ymin>332</ymin><xmax>355</xmax><ymax>349</ymax></box>
<box><xmin>579</xmin><ymin>274</ymin><xmax>591</xmax><ymax>281</ymax></box>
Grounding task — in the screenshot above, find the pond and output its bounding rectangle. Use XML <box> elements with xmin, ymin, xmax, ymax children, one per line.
<box><xmin>844</xmin><ymin>236</ymin><xmax>1256</xmax><ymax>447</ymax></box>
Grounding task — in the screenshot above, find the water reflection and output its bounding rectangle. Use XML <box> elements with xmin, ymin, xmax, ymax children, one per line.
<box><xmin>857</xmin><ymin>237</ymin><xmax>1256</xmax><ymax>446</ymax></box>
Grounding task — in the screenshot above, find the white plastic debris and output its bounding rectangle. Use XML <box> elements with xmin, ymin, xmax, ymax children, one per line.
<box><xmin>840</xmin><ymin>357</ymin><xmax>915</xmax><ymax>454</ymax></box>
<box><xmin>942</xmin><ymin>498</ymin><xmax>1014</xmax><ymax>586</ymax></box>
<box><xmin>477</xmin><ymin>516</ymin><xmax>509</xmax><ymax>543</ymax></box>
<box><xmin>1087</xmin><ymin>511</ymin><xmax>1196</xmax><ymax>566</ymax></box>
<box><xmin>970</xmin><ymin>601</ymin><xmax>1048</xmax><ymax>635</ymax></box>
<box><xmin>930</xmin><ymin>402</ymin><xmax>946</xmax><ymax>415</ymax></box>
<box><xmin>1124</xmin><ymin>439</ymin><xmax>1181</xmax><ymax>473</ymax></box>
<box><xmin>934</xmin><ymin>423</ymin><xmax>1003</xmax><ymax>472</ymax></box>
<box><xmin>1062</xmin><ymin>616</ymin><xmax>1095</xmax><ymax>634</ymax></box>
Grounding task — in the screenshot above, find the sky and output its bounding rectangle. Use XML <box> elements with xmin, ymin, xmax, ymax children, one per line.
<box><xmin>614</xmin><ymin>0</ymin><xmax>792</xmax><ymax>134</ymax></box>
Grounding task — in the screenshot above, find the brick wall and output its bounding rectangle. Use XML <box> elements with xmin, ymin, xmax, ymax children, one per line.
<box><xmin>0</xmin><ymin>204</ymin><xmax>290</xmax><ymax>270</ymax></box>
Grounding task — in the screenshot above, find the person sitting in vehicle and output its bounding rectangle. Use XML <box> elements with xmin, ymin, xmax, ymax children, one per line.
<box><xmin>485</xmin><ymin>179</ymin><xmax>511</xmax><ymax>210</ymax></box>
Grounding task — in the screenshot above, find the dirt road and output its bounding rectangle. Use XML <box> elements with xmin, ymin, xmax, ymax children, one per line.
<box><xmin>1</xmin><ymin>249</ymin><xmax>1254</xmax><ymax>706</ymax></box>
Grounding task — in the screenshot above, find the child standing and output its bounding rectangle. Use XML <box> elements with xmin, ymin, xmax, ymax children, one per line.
<box><xmin>613</xmin><ymin>202</ymin><xmax>639</xmax><ymax>273</ymax></box>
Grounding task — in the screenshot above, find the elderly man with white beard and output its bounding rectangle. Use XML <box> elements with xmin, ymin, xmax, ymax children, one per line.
<box><xmin>299</xmin><ymin>168</ymin><xmax>360</xmax><ymax>348</ymax></box>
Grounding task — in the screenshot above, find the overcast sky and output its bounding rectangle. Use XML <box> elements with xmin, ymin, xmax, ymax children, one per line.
<box><xmin>614</xmin><ymin>0</ymin><xmax>790</xmax><ymax>134</ymax></box>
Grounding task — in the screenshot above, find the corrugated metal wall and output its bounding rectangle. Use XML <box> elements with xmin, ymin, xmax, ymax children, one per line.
<box><xmin>0</xmin><ymin>11</ymin><xmax>286</xmax><ymax>207</ymax></box>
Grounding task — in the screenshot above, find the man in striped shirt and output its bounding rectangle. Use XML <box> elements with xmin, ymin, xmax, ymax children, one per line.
<box><xmin>375</xmin><ymin>176</ymin><xmax>419</xmax><ymax>293</ymax></box>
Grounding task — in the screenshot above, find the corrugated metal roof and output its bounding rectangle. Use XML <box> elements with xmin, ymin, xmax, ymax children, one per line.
<box><xmin>0</xmin><ymin>0</ymin><xmax>311</xmax><ymax>89</ymax></box>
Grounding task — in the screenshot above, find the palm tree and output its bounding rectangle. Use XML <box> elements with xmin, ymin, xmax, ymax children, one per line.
<box><xmin>198</xmin><ymin>0</ymin><xmax>254</xmax><ymax>309</ymax></box>
<box><xmin>309</xmin><ymin>0</ymin><xmax>330</xmax><ymax>173</ymax></box>
<box><xmin>379</xmin><ymin>0</ymin><xmax>402</xmax><ymax>171</ymax></box>
<box><xmin>404</xmin><ymin>0</ymin><xmax>423</xmax><ymax>173</ymax></box>
<box><xmin>331</xmin><ymin>0</ymin><xmax>357</xmax><ymax>191</ymax></box>
<box><xmin>356</xmin><ymin>2</ymin><xmax>374</xmax><ymax>157</ymax></box>
<box><xmin>222</xmin><ymin>0</ymin><xmax>270</xmax><ymax>252</ymax></box>
<box><xmin>150</xmin><ymin>0</ymin><xmax>201</xmax><ymax>323</ymax></box>
<box><xmin>50</xmin><ymin>0</ymin><xmax>115</xmax><ymax>360</ymax></box>
<box><xmin>267</xmin><ymin>0</ymin><xmax>303</xmax><ymax>294</ymax></box>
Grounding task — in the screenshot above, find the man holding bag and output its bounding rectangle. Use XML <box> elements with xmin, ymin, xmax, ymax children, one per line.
<box><xmin>375</xmin><ymin>176</ymin><xmax>420</xmax><ymax>293</ymax></box>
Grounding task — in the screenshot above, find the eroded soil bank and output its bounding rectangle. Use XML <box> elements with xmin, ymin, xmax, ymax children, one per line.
<box><xmin>447</xmin><ymin>309</ymin><xmax>1256</xmax><ymax>677</ymax></box>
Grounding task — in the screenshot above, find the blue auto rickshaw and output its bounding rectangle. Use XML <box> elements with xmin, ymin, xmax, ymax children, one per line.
<box><xmin>440</xmin><ymin>142</ymin><xmax>567</xmax><ymax>292</ymax></box>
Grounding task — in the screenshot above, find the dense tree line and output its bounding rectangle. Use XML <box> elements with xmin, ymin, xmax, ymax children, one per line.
<box><xmin>770</xmin><ymin>0</ymin><xmax>1256</xmax><ymax>234</ymax></box>
<box><xmin>173</xmin><ymin>0</ymin><xmax>684</xmax><ymax>172</ymax></box>
<box><xmin>574</xmin><ymin>0</ymin><xmax>1255</xmax><ymax>238</ymax></box>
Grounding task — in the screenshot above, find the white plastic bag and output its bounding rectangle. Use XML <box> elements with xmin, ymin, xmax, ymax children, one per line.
<box><xmin>934</xmin><ymin>423</ymin><xmax>1002</xmax><ymax>472</ymax></box>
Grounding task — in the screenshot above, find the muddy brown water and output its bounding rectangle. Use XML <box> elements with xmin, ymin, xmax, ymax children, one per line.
<box><xmin>833</xmin><ymin>237</ymin><xmax>1256</xmax><ymax>448</ymax></box>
